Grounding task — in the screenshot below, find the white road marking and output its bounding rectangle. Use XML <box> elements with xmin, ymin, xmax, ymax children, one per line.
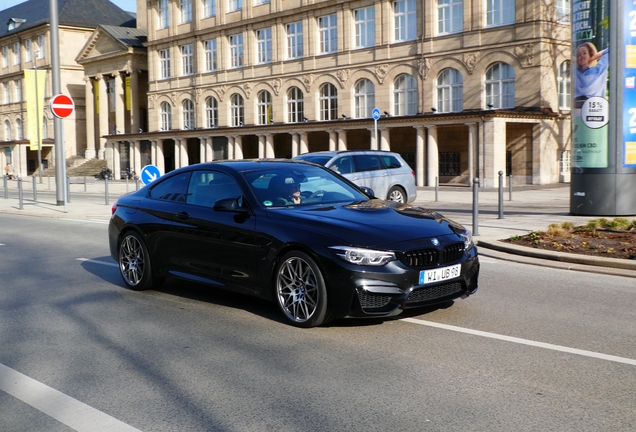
<box><xmin>401</xmin><ymin>318</ymin><xmax>636</xmax><ymax>366</ymax></box>
<box><xmin>0</xmin><ymin>363</ymin><xmax>143</xmax><ymax>432</ymax></box>
<box><xmin>76</xmin><ymin>258</ymin><xmax>118</xmax><ymax>267</ymax></box>
<box><xmin>64</xmin><ymin>219</ymin><xmax>109</xmax><ymax>225</ymax></box>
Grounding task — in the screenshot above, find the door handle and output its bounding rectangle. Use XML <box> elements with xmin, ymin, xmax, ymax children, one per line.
<box><xmin>176</xmin><ymin>211</ymin><xmax>190</xmax><ymax>220</ymax></box>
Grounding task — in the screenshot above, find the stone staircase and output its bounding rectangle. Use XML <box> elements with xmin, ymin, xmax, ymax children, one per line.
<box><xmin>37</xmin><ymin>157</ymin><xmax>108</xmax><ymax>178</ymax></box>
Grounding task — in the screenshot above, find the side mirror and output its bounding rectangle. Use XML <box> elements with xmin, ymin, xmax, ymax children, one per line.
<box><xmin>213</xmin><ymin>196</ymin><xmax>248</xmax><ymax>212</ymax></box>
<box><xmin>359</xmin><ymin>186</ymin><xmax>375</xmax><ymax>198</ymax></box>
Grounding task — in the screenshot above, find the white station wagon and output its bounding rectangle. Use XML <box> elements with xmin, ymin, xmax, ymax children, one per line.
<box><xmin>294</xmin><ymin>150</ymin><xmax>417</xmax><ymax>203</ymax></box>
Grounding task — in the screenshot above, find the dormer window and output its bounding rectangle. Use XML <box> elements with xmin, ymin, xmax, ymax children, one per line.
<box><xmin>7</xmin><ymin>18</ymin><xmax>26</xmax><ymax>31</ymax></box>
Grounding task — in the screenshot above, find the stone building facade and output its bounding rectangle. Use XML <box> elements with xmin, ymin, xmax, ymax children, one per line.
<box><xmin>105</xmin><ymin>0</ymin><xmax>572</xmax><ymax>186</ymax></box>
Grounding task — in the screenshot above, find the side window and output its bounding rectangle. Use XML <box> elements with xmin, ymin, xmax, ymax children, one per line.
<box><xmin>352</xmin><ymin>154</ymin><xmax>382</xmax><ymax>172</ymax></box>
<box><xmin>331</xmin><ymin>156</ymin><xmax>353</xmax><ymax>174</ymax></box>
<box><xmin>149</xmin><ymin>173</ymin><xmax>191</xmax><ymax>202</ymax></box>
<box><xmin>381</xmin><ymin>155</ymin><xmax>402</xmax><ymax>169</ymax></box>
<box><xmin>186</xmin><ymin>170</ymin><xmax>242</xmax><ymax>207</ymax></box>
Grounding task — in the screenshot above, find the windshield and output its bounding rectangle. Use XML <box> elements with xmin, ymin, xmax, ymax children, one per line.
<box><xmin>243</xmin><ymin>164</ymin><xmax>368</xmax><ymax>207</ymax></box>
<box><xmin>293</xmin><ymin>154</ymin><xmax>332</xmax><ymax>166</ymax></box>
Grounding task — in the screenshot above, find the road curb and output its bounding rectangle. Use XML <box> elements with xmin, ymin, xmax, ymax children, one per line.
<box><xmin>477</xmin><ymin>240</ymin><xmax>636</xmax><ymax>271</ymax></box>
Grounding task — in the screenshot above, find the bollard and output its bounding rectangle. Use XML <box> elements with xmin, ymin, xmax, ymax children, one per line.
<box><xmin>136</xmin><ymin>178</ymin><xmax>141</xmax><ymax>191</ymax></box>
<box><xmin>84</xmin><ymin>176</ymin><xmax>87</xmax><ymax>192</ymax></box>
<box><xmin>105</xmin><ymin>176</ymin><xmax>109</xmax><ymax>206</ymax></box>
<box><xmin>48</xmin><ymin>175</ymin><xmax>51</xmax><ymax>190</ymax></box>
<box><xmin>498</xmin><ymin>171</ymin><xmax>504</xmax><ymax>219</ymax></box>
<box><xmin>66</xmin><ymin>176</ymin><xmax>71</xmax><ymax>203</ymax></box>
<box><xmin>126</xmin><ymin>177</ymin><xmax>129</xmax><ymax>193</ymax></box>
<box><xmin>3</xmin><ymin>175</ymin><xmax>7</xmax><ymax>199</ymax></box>
<box><xmin>32</xmin><ymin>176</ymin><xmax>37</xmax><ymax>201</ymax></box>
<box><xmin>472</xmin><ymin>177</ymin><xmax>479</xmax><ymax>236</ymax></box>
<box><xmin>435</xmin><ymin>176</ymin><xmax>439</xmax><ymax>202</ymax></box>
<box><xmin>508</xmin><ymin>174</ymin><xmax>513</xmax><ymax>201</ymax></box>
<box><xmin>18</xmin><ymin>178</ymin><xmax>23</xmax><ymax>210</ymax></box>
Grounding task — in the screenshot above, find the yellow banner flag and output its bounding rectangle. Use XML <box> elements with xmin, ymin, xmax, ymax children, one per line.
<box><xmin>24</xmin><ymin>70</ymin><xmax>47</xmax><ymax>151</ymax></box>
<box><xmin>125</xmin><ymin>75</ymin><xmax>131</xmax><ymax>111</ymax></box>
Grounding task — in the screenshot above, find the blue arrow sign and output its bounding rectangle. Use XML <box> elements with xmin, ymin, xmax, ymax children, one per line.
<box><xmin>140</xmin><ymin>165</ymin><xmax>161</xmax><ymax>185</ymax></box>
<box><xmin>372</xmin><ymin>108</ymin><xmax>381</xmax><ymax>121</ymax></box>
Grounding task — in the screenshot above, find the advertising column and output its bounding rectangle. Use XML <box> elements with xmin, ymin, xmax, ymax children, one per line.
<box><xmin>570</xmin><ymin>0</ymin><xmax>636</xmax><ymax>215</ymax></box>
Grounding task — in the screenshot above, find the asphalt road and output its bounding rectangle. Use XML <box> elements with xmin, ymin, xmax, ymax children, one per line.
<box><xmin>1</xmin><ymin>214</ymin><xmax>635</xmax><ymax>432</ymax></box>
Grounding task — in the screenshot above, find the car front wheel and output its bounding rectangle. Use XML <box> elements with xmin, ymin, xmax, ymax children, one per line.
<box><xmin>118</xmin><ymin>231</ymin><xmax>156</xmax><ymax>291</ymax></box>
<box><xmin>275</xmin><ymin>251</ymin><xmax>331</xmax><ymax>328</ymax></box>
<box><xmin>387</xmin><ymin>186</ymin><xmax>406</xmax><ymax>203</ymax></box>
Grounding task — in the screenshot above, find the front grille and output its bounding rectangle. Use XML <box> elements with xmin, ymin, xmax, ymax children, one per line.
<box><xmin>399</xmin><ymin>242</ymin><xmax>465</xmax><ymax>269</ymax></box>
<box><xmin>441</xmin><ymin>243</ymin><xmax>465</xmax><ymax>264</ymax></box>
<box><xmin>357</xmin><ymin>289</ymin><xmax>392</xmax><ymax>310</ymax></box>
<box><xmin>406</xmin><ymin>282</ymin><xmax>463</xmax><ymax>304</ymax></box>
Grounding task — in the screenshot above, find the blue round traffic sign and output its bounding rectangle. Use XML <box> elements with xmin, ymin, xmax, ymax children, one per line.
<box><xmin>372</xmin><ymin>108</ymin><xmax>381</xmax><ymax>120</ymax></box>
<box><xmin>140</xmin><ymin>165</ymin><xmax>161</xmax><ymax>185</ymax></box>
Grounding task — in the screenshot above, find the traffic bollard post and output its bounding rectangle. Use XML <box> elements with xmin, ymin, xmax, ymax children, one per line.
<box><xmin>66</xmin><ymin>176</ymin><xmax>71</xmax><ymax>203</ymax></box>
<box><xmin>498</xmin><ymin>171</ymin><xmax>504</xmax><ymax>219</ymax></box>
<box><xmin>3</xmin><ymin>175</ymin><xmax>7</xmax><ymax>199</ymax></box>
<box><xmin>18</xmin><ymin>178</ymin><xmax>23</xmax><ymax>210</ymax></box>
<box><xmin>509</xmin><ymin>174</ymin><xmax>513</xmax><ymax>201</ymax></box>
<box><xmin>435</xmin><ymin>176</ymin><xmax>439</xmax><ymax>202</ymax></box>
<box><xmin>32</xmin><ymin>176</ymin><xmax>37</xmax><ymax>202</ymax></box>
<box><xmin>105</xmin><ymin>177</ymin><xmax>109</xmax><ymax>206</ymax></box>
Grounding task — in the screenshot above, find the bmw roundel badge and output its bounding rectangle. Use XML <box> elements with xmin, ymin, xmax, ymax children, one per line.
<box><xmin>431</xmin><ymin>238</ymin><xmax>440</xmax><ymax>246</ymax></box>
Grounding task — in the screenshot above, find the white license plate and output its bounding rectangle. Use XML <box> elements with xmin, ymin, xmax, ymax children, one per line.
<box><xmin>419</xmin><ymin>264</ymin><xmax>461</xmax><ymax>285</ymax></box>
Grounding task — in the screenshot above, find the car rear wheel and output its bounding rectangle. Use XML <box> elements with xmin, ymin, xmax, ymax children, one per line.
<box><xmin>275</xmin><ymin>251</ymin><xmax>331</xmax><ymax>328</ymax></box>
<box><xmin>387</xmin><ymin>186</ymin><xmax>406</xmax><ymax>203</ymax></box>
<box><xmin>118</xmin><ymin>231</ymin><xmax>157</xmax><ymax>291</ymax></box>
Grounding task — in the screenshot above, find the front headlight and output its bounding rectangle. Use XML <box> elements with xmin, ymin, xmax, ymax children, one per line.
<box><xmin>329</xmin><ymin>246</ymin><xmax>395</xmax><ymax>266</ymax></box>
<box><xmin>460</xmin><ymin>231</ymin><xmax>474</xmax><ymax>250</ymax></box>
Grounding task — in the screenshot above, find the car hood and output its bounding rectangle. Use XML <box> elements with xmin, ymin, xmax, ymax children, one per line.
<box><xmin>266</xmin><ymin>200</ymin><xmax>466</xmax><ymax>248</ymax></box>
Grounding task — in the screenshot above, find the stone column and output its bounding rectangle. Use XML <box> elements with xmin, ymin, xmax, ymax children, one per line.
<box><xmin>337</xmin><ymin>129</ymin><xmax>347</xmax><ymax>151</ymax></box>
<box><xmin>129</xmin><ymin>70</ymin><xmax>140</xmax><ymax>133</ymax></box>
<box><xmin>180</xmin><ymin>138</ymin><xmax>189</xmax><ymax>168</ymax></box>
<box><xmin>113</xmin><ymin>141</ymin><xmax>121</xmax><ymax>180</ymax></box>
<box><xmin>414</xmin><ymin>125</ymin><xmax>425</xmax><ymax>186</ymax></box>
<box><xmin>132</xmin><ymin>139</ymin><xmax>141</xmax><ymax>175</ymax></box>
<box><xmin>114</xmin><ymin>72</ymin><xmax>125</xmax><ymax>134</ymax></box>
<box><xmin>328</xmin><ymin>130</ymin><xmax>337</xmax><ymax>151</ymax></box>
<box><xmin>291</xmin><ymin>133</ymin><xmax>299</xmax><ymax>157</ymax></box>
<box><xmin>379</xmin><ymin>127</ymin><xmax>390</xmax><ymax>151</ymax></box>
<box><xmin>96</xmin><ymin>74</ymin><xmax>109</xmax><ymax>158</ymax></box>
<box><xmin>258</xmin><ymin>135</ymin><xmax>265</xmax><ymax>158</ymax></box>
<box><xmin>427</xmin><ymin>125</ymin><xmax>439</xmax><ymax>187</ymax></box>
<box><xmin>156</xmin><ymin>140</ymin><xmax>165</xmax><ymax>173</ymax></box>
<box><xmin>265</xmin><ymin>133</ymin><xmax>274</xmax><ymax>157</ymax></box>
<box><xmin>234</xmin><ymin>135</ymin><xmax>244</xmax><ymax>159</ymax></box>
<box><xmin>299</xmin><ymin>132</ymin><xmax>309</xmax><ymax>154</ymax></box>
<box><xmin>84</xmin><ymin>76</ymin><xmax>96</xmax><ymax>159</ymax></box>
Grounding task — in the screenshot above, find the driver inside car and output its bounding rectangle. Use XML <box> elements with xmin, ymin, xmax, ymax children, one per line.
<box><xmin>281</xmin><ymin>181</ymin><xmax>302</xmax><ymax>205</ymax></box>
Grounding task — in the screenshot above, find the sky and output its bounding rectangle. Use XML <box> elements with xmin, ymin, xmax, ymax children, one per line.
<box><xmin>0</xmin><ymin>0</ymin><xmax>136</xmax><ymax>13</ymax></box>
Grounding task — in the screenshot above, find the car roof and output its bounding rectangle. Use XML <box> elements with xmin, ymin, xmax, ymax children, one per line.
<box><xmin>297</xmin><ymin>150</ymin><xmax>400</xmax><ymax>157</ymax></box>
<box><xmin>172</xmin><ymin>158</ymin><xmax>316</xmax><ymax>173</ymax></box>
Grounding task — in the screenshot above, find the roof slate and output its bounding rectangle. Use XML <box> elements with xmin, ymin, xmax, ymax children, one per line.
<box><xmin>100</xmin><ymin>25</ymin><xmax>147</xmax><ymax>48</ymax></box>
<box><xmin>0</xmin><ymin>0</ymin><xmax>135</xmax><ymax>38</ymax></box>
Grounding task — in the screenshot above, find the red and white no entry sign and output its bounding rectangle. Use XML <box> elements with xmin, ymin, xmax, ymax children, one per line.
<box><xmin>50</xmin><ymin>94</ymin><xmax>75</xmax><ymax>119</ymax></box>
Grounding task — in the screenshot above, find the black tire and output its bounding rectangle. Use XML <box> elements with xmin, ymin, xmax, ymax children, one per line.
<box><xmin>275</xmin><ymin>251</ymin><xmax>331</xmax><ymax>328</ymax></box>
<box><xmin>118</xmin><ymin>231</ymin><xmax>157</xmax><ymax>291</ymax></box>
<box><xmin>387</xmin><ymin>186</ymin><xmax>406</xmax><ymax>203</ymax></box>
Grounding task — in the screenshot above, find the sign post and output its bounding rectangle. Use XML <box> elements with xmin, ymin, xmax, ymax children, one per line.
<box><xmin>372</xmin><ymin>108</ymin><xmax>381</xmax><ymax>150</ymax></box>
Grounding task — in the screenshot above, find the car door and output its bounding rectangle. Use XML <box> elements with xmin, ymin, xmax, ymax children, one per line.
<box><xmin>350</xmin><ymin>154</ymin><xmax>389</xmax><ymax>198</ymax></box>
<box><xmin>170</xmin><ymin>170</ymin><xmax>259</xmax><ymax>294</ymax></box>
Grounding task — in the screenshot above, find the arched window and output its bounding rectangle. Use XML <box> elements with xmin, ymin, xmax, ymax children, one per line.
<box><xmin>436</xmin><ymin>68</ymin><xmax>463</xmax><ymax>113</ymax></box>
<box><xmin>205</xmin><ymin>96</ymin><xmax>218</xmax><ymax>128</ymax></box>
<box><xmin>354</xmin><ymin>79</ymin><xmax>375</xmax><ymax>119</ymax></box>
<box><xmin>319</xmin><ymin>83</ymin><xmax>337</xmax><ymax>121</ymax></box>
<box><xmin>5</xmin><ymin>120</ymin><xmax>11</xmax><ymax>141</ymax></box>
<box><xmin>485</xmin><ymin>62</ymin><xmax>515</xmax><ymax>109</ymax></box>
<box><xmin>182</xmin><ymin>99</ymin><xmax>194</xmax><ymax>129</ymax></box>
<box><xmin>558</xmin><ymin>61</ymin><xmax>571</xmax><ymax>110</ymax></box>
<box><xmin>257</xmin><ymin>91</ymin><xmax>273</xmax><ymax>125</ymax></box>
<box><xmin>287</xmin><ymin>87</ymin><xmax>304</xmax><ymax>123</ymax></box>
<box><xmin>230</xmin><ymin>93</ymin><xmax>244</xmax><ymax>126</ymax></box>
<box><xmin>393</xmin><ymin>74</ymin><xmax>417</xmax><ymax>116</ymax></box>
<box><xmin>160</xmin><ymin>102</ymin><xmax>172</xmax><ymax>131</ymax></box>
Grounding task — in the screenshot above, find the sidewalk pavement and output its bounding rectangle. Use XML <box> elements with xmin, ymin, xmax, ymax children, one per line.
<box><xmin>1</xmin><ymin>177</ymin><xmax>635</xmax><ymax>277</ymax></box>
